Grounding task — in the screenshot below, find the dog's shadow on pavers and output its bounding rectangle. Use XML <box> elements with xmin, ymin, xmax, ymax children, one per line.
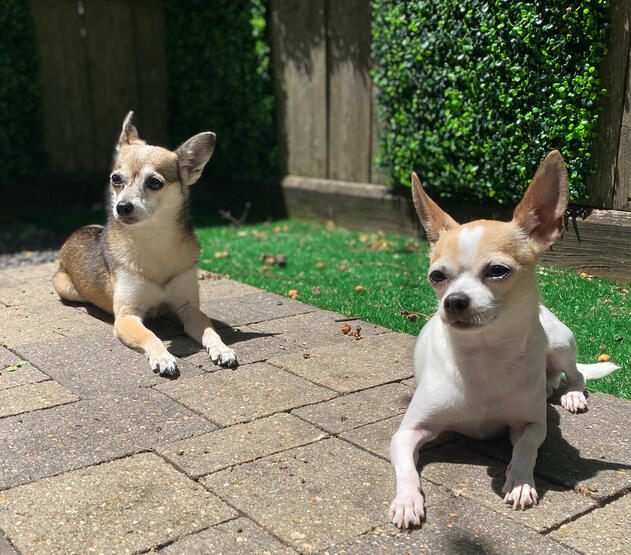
<box><xmin>419</xmin><ymin>386</ymin><xmax>631</xmax><ymax>504</ymax></box>
<box><xmin>60</xmin><ymin>299</ymin><xmax>279</xmax><ymax>366</ymax></box>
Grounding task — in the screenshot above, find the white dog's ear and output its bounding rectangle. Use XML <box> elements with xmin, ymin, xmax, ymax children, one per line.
<box><xmin>116</xmin><ymin>111</ymin><xmax>145</xmax><ymax>150</ymax></box>
<box><xmin>411</xmin><ymin>172</ymin><xmax>459</xmax><ymax>244</ymax></box>
<box><xmin>176</xmin><ymin>132</ymin><xmax>216</xmax><ymax>186</ymax></box>
<box><xmin>512</xmin><ymin>150</ymin><xmax>568</xmax><ymax>250</ymax></box>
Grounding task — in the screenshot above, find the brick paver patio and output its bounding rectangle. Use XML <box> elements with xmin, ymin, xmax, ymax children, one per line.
<box><xmin>0</xmin><ymin>262</ymin><xmax>629</xmax><ymax>553</ymax></box>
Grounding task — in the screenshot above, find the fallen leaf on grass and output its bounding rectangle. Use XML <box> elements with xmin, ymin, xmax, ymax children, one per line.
<box><xmin>597</xmin><ymin>353</ymin><xmax>611</xmax><ymax>362</ymax></box>
<box><xmin>316</xmin><ymin>262</ymin><xmax>325</xmax><ymax>269</ymax></box>
<box><xmin>325</xmin><ymin>220</ymin><xmax>336</xmax><ymax>230</ymax></box>
<box><xmin>214</xmin><ymin>251</ymin><xmax>230</xmax><ymax>259</ymax></box>
<box><xmin>354</xmin><ymin>285</ymin><xmax>364</xmax><ymax>292</ymax></box>
<box><xmin>288</xmin><ymin>289</ymin><xmax>299</xmax><ymax>300</ymax></box>
<box><xmin>259</xmin><ymin>253</ymin><xmax>287</xmax><ymax>266</ymax></box>
<box><xmin>312</xmin><ymin>286</ymin><xmax>321</xmax><ymax>297</ymax></box>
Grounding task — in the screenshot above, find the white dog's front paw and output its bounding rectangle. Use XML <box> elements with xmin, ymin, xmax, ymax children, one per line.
<box><xmin>502</xmin><ymin>478</ymin><xmax>538</xmax><ymax>510</ymax></box>
<box><xmin>389</xmin><ymin>490</ymin><xmax>425</xmax><ymax>528</ymax></box>
<box><xmin>207</xmin><ymin>343</ymin><xmax>238</xmax><ymax>368</ymax></box>
<box><xmin>148</xmin><ymin>350</ymin><xmax>179</xmax><ymax>377</ymax></box>
<box><xmin>561</xmin><ymin>391</ymin><xmax>587</xmax><ymax>413</ymax></box>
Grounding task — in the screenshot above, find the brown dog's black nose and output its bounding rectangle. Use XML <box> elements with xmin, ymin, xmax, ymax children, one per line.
<box><xmin>444</xmin><ymin>293</ymin><xmax>469</xmax><ymax>315</ymax></box>
<box><xmin>116</xmin><ymin>201</ymin><xmax>134</xmax><ymax>215</ymax></box>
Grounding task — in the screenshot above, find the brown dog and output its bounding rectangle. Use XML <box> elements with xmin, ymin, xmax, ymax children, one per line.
<box><xmin>54</xmin><ymin>111</ymin><xmax>237</xmax><ymax>376</ymax></box>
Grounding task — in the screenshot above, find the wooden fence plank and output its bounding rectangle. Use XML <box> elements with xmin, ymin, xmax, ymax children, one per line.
<box><xmin>270</xmin><ymin>0</ymin><xmax>327</xmax><ymax>177</ymax></box>
<box><xmin>614</xmin><ymin>35</ymin><xmax>631</xmax><ymax>211</ymax></box>
<box><xmin>83</xmin><ymin>0</ymin><xmax>141</xmax><ymax>169</ymax></box>
<box><xmin>131</xmin><ymin>0</ymin><xmax>169</xmax><ymax>147</ymax></box>
<box><xmin>29</xmin><ymin>0</ymin><xmax>96</xmax><ymax>172</ymax></box>
<box><xmin>327</xmin><ymin>0</ymin><xmax>372</xmax><ymax>182</ymax></box>
<box><xmin>587</xmin><ymin>0</ymin><xmax>631</xmax><ymax>208</ymax></box>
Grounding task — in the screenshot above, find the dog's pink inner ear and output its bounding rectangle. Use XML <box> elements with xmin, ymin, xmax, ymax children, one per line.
<box><xmin>411</xmin><ymin>172</ymin><xmax>459</xmax><ymax>244</ymax></box>
<box><xmin>176</xmin><ymin>132</ymin><xmax>216</xmax><ymax>186</ymax></box>
<box><xmin>513</xmin><ymin>150</ymin><xmax>569</xmax><ymax>247</ymax></box>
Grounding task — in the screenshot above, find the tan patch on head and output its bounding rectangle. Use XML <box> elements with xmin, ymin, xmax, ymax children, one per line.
<box><xmin>431</xmin><ymin>220</ymin><xmax>538</xmax><ymax>269</ymax></box>
<box><xmin>114</xmin><ymin>145</ymin><xmax>179</xmax><ymax>183</ymax></box>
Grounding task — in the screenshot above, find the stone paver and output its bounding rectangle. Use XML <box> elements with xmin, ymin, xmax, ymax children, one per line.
<box><xmin>464</xmin><ymin>393</ymin><xmax>631</xmax><ymax>500</ymax></box>
<box><xmin>0</xmin><ymin>380</ymin><xmax>78</xmax><ymax>418</ymax></box>
<box><xmin>161</xmin><ymin>516</ymin><xmax>297</xmax><ymax>554</ymax></box>
<box><xmin>165</xmin><ymin>325</ymin><xmax>302</xmax><ymax>369</ymax></box>
<box><xmin>0</xmin><ymin>453</ymin><xmax>235</xmax><ymax>554</ymax></box>
<box><xmin>0</xmin><ymin>349</ymin><xmax>48</xmax><ymax>390</ymax></box>
<box><xmin>200</xmin><ymin>291</ymin><xmax>316</xmax><ymax>328</ymax></box>
<box><xmin>249</xmin><ymin>310</ymin><xmax>389</xmax><ymax>350</ymax></box>
<box><xmin>550</xmin><ymin>493</ymin><xmax>631</xmax><ymax>553</ymax></box>
<box><xmin>324</xmin><ymin>497</ymin><xmax>576</xmax><ymax>554</ymax></box>
<box><xmin>198</xmin><ymin>276</ymin><xmax>261</xmax><ymax>301</ymax></box>
<box><xmin>421</xmin><ymin>442</ymin><xmax>597</xmax><ymax>533</ymax></box>
<box><xmin>292</xmin><ymin>383</ymin><xmax>411</xmax><ymax>434</ymax></box>
<box><xmin>0</xmin><ymin>279</ymin><xmax>57</xmax><ymax>307</ymax></box>
<box><xmin>0</xmin><ymin>262</ymin><xmax>58</xmax><ymax>288</ymax></box>
<box><xmin>0</xmin><ymin>389</ymin><xmax>215</xmax><ymax>489</ymax></box>
<box><xmin>157</xmin><ymin>413</ymin><xmax>327</xmax><ymax>477</ymax></box>
<box><xmin>157</xmin><ymin>362</ymin><xmax>336</xmax><ymax>426</ymax></box>
<box><xmin>268</xmin><ymin>332</ymin><xmax>415</xmax><ymax>392</ymax></box>
<box><xmin>0</xmin><ymin>261</ymin><xmax>629</xmax><ymax>553</ymax></box>
<box><xmin>202</xmin><ymin>438</ymin><xmax>450</xmax><ymax>553</ymax></box>
<box><xmin>0</xmin><ymin>301</ymin><xmax>109</xmax><ymax>347</ymax></box>
<box><xmin>15</xmin><ymin>333</ymin><xmax>204</xmax><ymax>398</ymax></box>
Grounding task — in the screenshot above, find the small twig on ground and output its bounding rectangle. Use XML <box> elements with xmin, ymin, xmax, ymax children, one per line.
<box><xmin>219</xmin><ymin>202</ymin><xmax>252</xmax><ymax>227</ymax></box>
<box><xmin>334</xmin><ymin>317</ymin><xmax>360</xmax><ymax>322</ymax></box>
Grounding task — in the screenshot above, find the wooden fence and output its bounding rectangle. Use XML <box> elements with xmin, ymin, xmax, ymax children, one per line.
<box><xmin>28</xmin><ymin>0</ymin><xmax>631</xmax><ymax>210</ymax></box>
<box><xmin>270</xmin><ymin>0</ymin><xmax>631</xmax><ymax>211</ymax></box>
<box><xmin>28</xmin><ymin>0</ymin><xmax>168</xmax><ymax>173</ymax></box>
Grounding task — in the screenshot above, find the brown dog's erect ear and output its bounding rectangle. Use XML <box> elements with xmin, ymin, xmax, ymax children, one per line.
<box><xmin>116</xmin><ymin>111</ymin><xmax>145</xmax><ymax>150</ymax></box>
<box><xmin>411</xmin><ymin>172</ymin><xmax>459</xmax><ymax>244</ymax></box>
<box><xmin>512</xmin><ymin>150</ymin><xmax>569</xmax><ymax>250</ymax></box>
<box><xmin>176</xmin><ymin>132</ymin><xmax>216</xmax><ymax>186</ymax></box>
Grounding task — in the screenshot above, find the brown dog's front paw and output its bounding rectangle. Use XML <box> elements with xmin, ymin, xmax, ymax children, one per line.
<box><xmin>207</xmin><ymin>344</ymin><xmax>238</xmax><ymax>368</ymax></box>
<box><xmin>148</xmin><ymin>351</ymin><xmax>179</xmax><ymax>378</ymax></box>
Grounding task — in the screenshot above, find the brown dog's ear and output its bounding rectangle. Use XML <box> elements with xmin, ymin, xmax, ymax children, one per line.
<box><xmin>512</xmin><ymin>150</ymin><xmax>568</xmax><ymax>250</ymax></box>
<box><xmin>411</xmin><ymin>172</ymin><xmax>459</xmax><ymax>244</ymax></box>
<box><xmin>176</xmin><ymin>132</ymin><xmax>216</xmax><ymax>186</ymax></box>
<box><xmin>116</xmin><ymin>111</ymin><xmax>145</xmax><ymax>150</ymax></box>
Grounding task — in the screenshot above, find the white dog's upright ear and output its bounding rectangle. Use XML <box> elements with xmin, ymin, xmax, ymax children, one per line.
<box><xmin>176</xmin><ymin>132</ymin><xmax>216</xmax><ymax>186</ymax></box>
<box><xmin>116</xmin><ymin>111</ymin><xmax>145</xmax><ymax>150</ymax></box>
<box><xmin>411</xmin><ymin>172</ymin><xmax>459</xmax><ymax>244</ymax></box>
<box><xmin>512</xmin><ymin>150</ymin><xmax>569</xmax><ymax>250</ymax></box>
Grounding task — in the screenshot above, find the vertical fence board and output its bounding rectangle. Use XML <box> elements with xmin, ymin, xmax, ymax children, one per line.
<box><xmin>131</xmin><ymin>0</ymin><xmax>169</xmax><ymax>147</ymax></box>
<box><xmin>83</xmin><ymin>0</ymin><xmax>141</xmax><ymax>169</ymax></box>
<box><xmin>587</xmin><ymin>0</ymin><xmax>631</xmax><ymax>208</ymax></box>
<box><xmin>270</xmin><ymin>0</ymin><xmax>327</xmax><ymax>177</ymax></box>
<box><xmin>327</xmin><ymin>0</ymin><xmax>372</xmax><ymax>182</ymax></box>
<box><xmin>29</xmin><ymin>0</ymin><xmax>96</xmax><ymax>172</ymax></box>
<box><xmin>614</xmin><ymin>41</ymin><xmax>631</xmax><ymax>211</ymax></box>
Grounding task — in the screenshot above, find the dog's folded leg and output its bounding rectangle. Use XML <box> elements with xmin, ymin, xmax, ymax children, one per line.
<box><xmin>502</xmin><ymin>421</ymin><xmax>546</xmax><ymax>510</ymax></box>
<box><xmin>177</xmin><ymin>305</ymin><xmax>237</xmax><ymax>368</ymax></box>
<box><xmin>389</xmin><ymin>425</ymin><xmax>434</xmax><ymax>528</ymax></box>
<box><xmin>115</xmin><ymin>314</ymin><xmax>179</xmax><ymax>377</ymax></box>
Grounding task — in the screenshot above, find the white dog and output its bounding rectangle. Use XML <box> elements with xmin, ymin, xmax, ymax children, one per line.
<box><xmin>389</xmin><ymin>151</ymin><xmax>620</xmax><ymax>528</ymax></box>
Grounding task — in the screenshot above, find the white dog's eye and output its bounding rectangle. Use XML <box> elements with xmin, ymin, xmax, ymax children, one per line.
<box><xmin>146</xmin><ymin>177</ymin><xmax>164</xmax><ymax>190</ymax></box>
<box><xmin>429</xmin><ymin>270</ymin><xmax>447</xmax><ymax>284</ymax></box>
<box><xmin>487</xmin><ymin>264</ymin><xmax>511</xmax><ymax>279</ymax></box>
<box><xmin>110</xmin><ymin>173</ymin><xmax>123</xmax><ymax>187</ymax></box>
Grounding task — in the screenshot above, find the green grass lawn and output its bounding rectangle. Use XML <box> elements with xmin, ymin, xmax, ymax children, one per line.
<box><xmin>197</xmin><ymin>219</ymin><xmax>631</xmax><ymax>399</ymax></box>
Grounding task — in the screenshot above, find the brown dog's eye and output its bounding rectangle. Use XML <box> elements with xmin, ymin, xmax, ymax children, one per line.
<box><xmin>146</xmin><ymin>177</ymin><xmax>163</xmax><ymax>190</ymax></box>
<box><xmin>110</xmin><ymin>173</ymin><xmax>123</xmax><ymax>186</ymax></box>
<box><xmin>429</xmin><ymin>270</ymin><xmax>447</xmax><ymax>284</ymax></box>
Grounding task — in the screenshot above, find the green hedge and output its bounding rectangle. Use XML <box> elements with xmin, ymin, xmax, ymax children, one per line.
<box><xmin>164</xmin><ymin>0</ymin><xmax>276</xmax><ymax>183</ymax></box>
<box><xmin>372</xmin><ymin>1</ymin><xmax>610</xmax><ymax>204</ymax></box>
<box><xmin>0</xmin><ymin>0</ymin><xmax>45</xmax><ymax>187</ymax></box>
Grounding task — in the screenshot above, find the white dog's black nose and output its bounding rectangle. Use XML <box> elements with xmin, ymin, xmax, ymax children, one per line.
<box><xmin>444</xmin><ymin>293</ymin><xmax>469</xmax><ymax>315</ymax></box>
<box><xmin>116</xmin><ymin>201</ymin><xmax>134</xmax><ymax>215</ymax></box>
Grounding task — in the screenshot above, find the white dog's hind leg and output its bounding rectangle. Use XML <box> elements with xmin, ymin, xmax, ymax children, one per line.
<box><xmin>389</xmin><ymin>426</ymin><xmax>435</xmax><ymax>528</ymax></box>
<box><xmin>503</xmin><ymin>421</ymin><xmax>546</xmax><ymax>510</ymax></box>
<box><xmin>548</xmin><ymin>343</ymin><xmax>587</xmax><ymax>413</ymax></box>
